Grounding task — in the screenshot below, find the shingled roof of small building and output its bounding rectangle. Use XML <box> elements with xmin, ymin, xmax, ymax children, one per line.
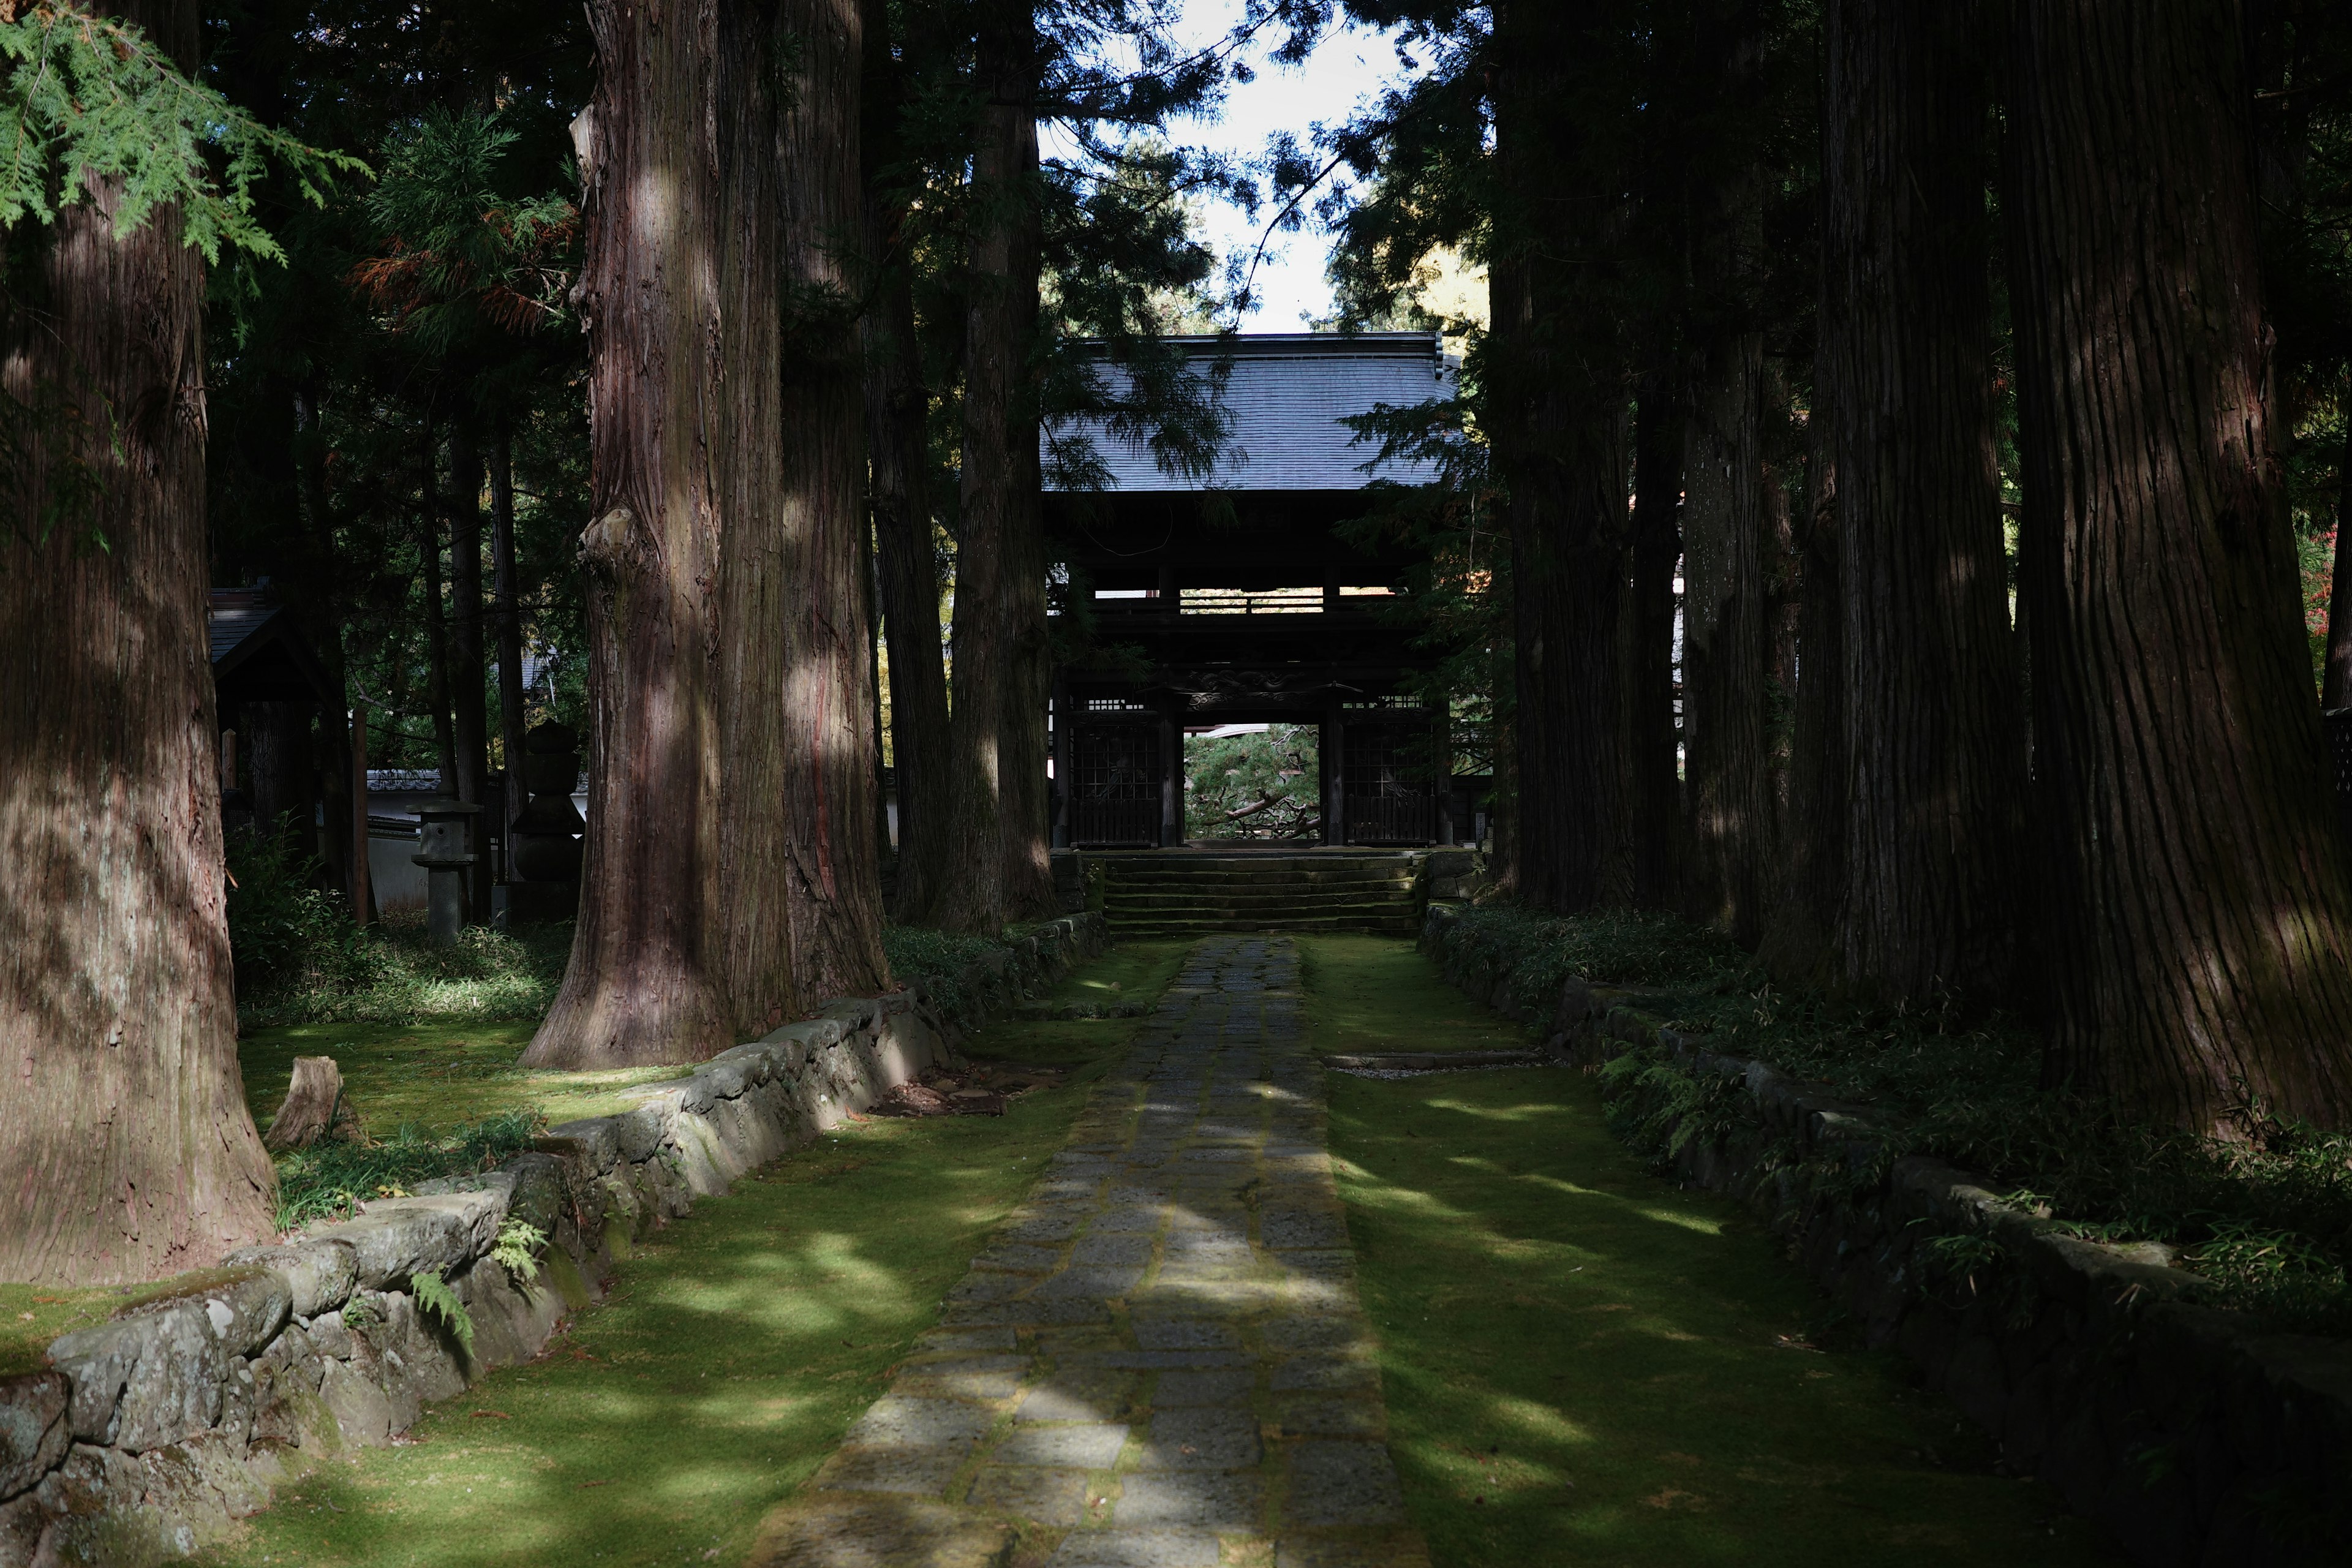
<box><xmin>1045</xmin><ymin>331</ymin><xmax>1452</xmax><ymax>494</ymax></box>
<box><xmin>209</xmin><ymin>588</ymin><xmax>337</xmax><ymax>707</ymax></box>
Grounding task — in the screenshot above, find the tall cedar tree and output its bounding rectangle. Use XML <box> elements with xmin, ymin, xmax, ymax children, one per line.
<box><xmin>1000</xmin><ymin>102</ymin><xmax>1058</xmax><ymax>922</ymax></box>
<box><xmin>1627</xmin><ymin>374</ymin><xmax>1685</xmax><ymax>908</ymax></box>
<box><xmin>1676</xmin><ymin>2</ymin><xmax>1786</xmax><ymax>946</ymax></box>
<box><xmin>447</xmin><ymin>424</ymin><xmax>492</xmax><ymax>918</ymax></box>
<box><xmin>1825</xmin><ymin>0</ymin><xmax>2021</xmax><ymax>1005</ymax></box>
<box><xmin>0</xmin><ymin>0</ymin><xmax>278</xmax><ymax>1281</ymax></box>
<box><xmin>860</xmin><ymin>0</ymin><xmax>956</xmax><ymax>921</ymax></box>
<box><xmin>773</xmin><ymin>0</ymin><xmax>891</xmax><ymax>1000</ymax></box>
<box><xmin>1487</xmin><ymin>0</ymin><xmax>1632</xmax><ymax>912</ymax></box>
<box><xmin>527</xmin><ymin>0</ymin><xmax>819</xmax><ymax>1066</ymax></box>
<box><xmin>929</xmin><ymin>0</ymin><xmax>1036</xmax><ymax>935</ymax></box>
<box><xmin>2005</xmin><ymin>0</ymin><xmax>2352</xmax><ymax>1131</ymax></box>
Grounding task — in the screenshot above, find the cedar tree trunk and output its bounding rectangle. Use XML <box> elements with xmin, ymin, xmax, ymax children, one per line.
<box><xmin>1488</xmin><ymin>0</ymin><xmax>1632</xmax><ymax>913</ymax></box>
<box><xmin>858</xmin><ymin>0</ymin><xmax>955</xmax><ymax>921</ymax></box>
<box><xmin>998</xmin><ymin>86</ymin><xmax>1056</xmax><ymax>919</ymax></box>
<box><xmin>1759</xmin><ymin>320</ymin><xmax>1848</xmax><ymax>988</ymax></box>
<box><xmin>2005</xmin><ymin>0</ymin><xmax>2352</xmax><ymax>1131</ymax></box>
<box><xmin>1826</xmin><ymin>0</ymin><xmax>2022</xmax><ymax>1006</ymax></box>
<box><xmin>0</xmin><ymin>0</ymin><xmax>276</xmax><ymax>1281</ymax></box>
<box><xmin>526</xmin><ymin>0</ymin><xmax>736</xmax><ymax>1067</ymax></box>
<box><xmin>446</xmin><ymin>425</ymin><xmax>492</xmax><ymax>920</ymax></box>
<box><xmin>1629</xmin><ymin>372</ymin><xmax>1685</xmax><ymax>908</ymax></box>
<box><xmin>2324</xmin><ymin>377</ymin><xmax>2352</xmax><ymax>711</ymax></box>
<box><xmin>769</xmin><ymin>0</ymin><xmax>889</xmax><ymax>1000</ymax></box>
<box><xmin>418</xmin><ymin>434</ymin><xmax>458</xmax><ymax>795</ymax></box>
<box><xmin>490</xmin><ymin>429</ymin><xmax>529</xmax><ymax>878</ymax></box>
<box><xmin>929</xmin><ymin>0</ymin><xmax>1034</xmax><ymax>935</ymax></box>
<box><xmin>1679</xmin><ymin>328</ymin><xmax>1776</xmax><ymax>943</ymax></box>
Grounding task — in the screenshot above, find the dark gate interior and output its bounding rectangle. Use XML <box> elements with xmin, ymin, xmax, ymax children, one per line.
<box><xmin>1343</xmin><ymin>722</ymin><xmax>1436</xmax><ymax>845</ymax></box>
<box><xmin>1071</xmin><ymin>723</ymin><xmax>1161</xmax><ymax>847</ymax></box>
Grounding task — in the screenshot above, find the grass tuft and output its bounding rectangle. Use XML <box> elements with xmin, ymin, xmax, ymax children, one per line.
<box><xmin>272</xmin><ymin>1110</ymin><xmax>545</xmax><ymax>1231</ymax></box>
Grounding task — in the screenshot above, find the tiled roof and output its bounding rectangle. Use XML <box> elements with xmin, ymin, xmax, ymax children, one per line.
<box><xmin>1046</xmin><ymin>333</ymin><xmax>1453</xmax><ymax>493</ymax></box>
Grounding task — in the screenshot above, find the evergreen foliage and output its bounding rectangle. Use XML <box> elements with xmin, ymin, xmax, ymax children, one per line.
<box><xmin>0</xmin><ymin>0</ymin><xmax>358</xmax><ymax>260</ymax></box>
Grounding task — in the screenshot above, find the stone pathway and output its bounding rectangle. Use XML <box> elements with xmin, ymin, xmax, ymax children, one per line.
<box><xmin>752</xmin><ymin>935</ymin><xmax>1428</xmax><ymax>1568</ymax></box>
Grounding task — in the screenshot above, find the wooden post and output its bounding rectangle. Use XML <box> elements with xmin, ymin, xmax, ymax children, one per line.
<box><xmin>1159</xmin><ymin>707</ymin><xmax>1181</xmax><ymax>847</ymax></box>
<box><xmin>1327</xmin><ymin>704</ymin><xmax>1349</xmax><ymax>848</ymax></box>
<box><xmin>349</xmin><ymin>703</ymin><xmax>373</xmax><ymax>926</ymax></box>
<box><xmin>1050</xmin><ymin>677</ymin><xmax>1072</xmax><ymax>849</ymax></box>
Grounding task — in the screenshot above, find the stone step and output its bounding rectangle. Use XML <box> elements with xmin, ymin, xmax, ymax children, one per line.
<box><xmin>1101</xmin><ymin>870</ymin><xmax>1411</xmax><ymax>884</ymax></box>
<box><xmin>1107</xmin><ymin>916</ymin><xmax>1417</xmax><ymax>937</ymax></box>
<box><xmin>1105</xmin><ymin>888</ymin><xmax>1414</xmax><ymax>911</ymax></box>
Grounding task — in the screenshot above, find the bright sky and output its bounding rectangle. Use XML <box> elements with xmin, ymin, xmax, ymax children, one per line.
<box><xmin>1162</xmin><ymin>3</ymin><xmax>1421</xmax><ymax>330</ymax></box>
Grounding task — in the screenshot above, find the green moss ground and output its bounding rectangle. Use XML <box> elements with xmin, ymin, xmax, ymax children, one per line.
<box><xmin>198</xmin><ymin>944</ymin><xmax>1174</xmax><ymax>1568</ymax></box>
<box><xmin>1298</xmin><ymin>933</ymin><xmax>1528</xmax><ymax>1058</ymax></box>
<box><xmin>1297</xmin><ymin>933</ymin><xmax>2119</xmax><ymax>1567</ymax></box>
<box><xmin>236</xmin><ymin>1020</ymin><xmax>698</xmax><ymax>1140</ymax></box>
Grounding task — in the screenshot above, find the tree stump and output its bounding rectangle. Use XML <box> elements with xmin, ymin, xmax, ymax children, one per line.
<box><xmin>263</xmin><ymin>1057</ymin><xmax>363</xmax><ymax>1151</ymax></box>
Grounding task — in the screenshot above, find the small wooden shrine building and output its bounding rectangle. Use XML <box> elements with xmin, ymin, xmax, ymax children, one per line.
<box><xmin>1045</xmin><ymin>332</ymin><xmax>1459</xmax><ymax>849</ymax></box>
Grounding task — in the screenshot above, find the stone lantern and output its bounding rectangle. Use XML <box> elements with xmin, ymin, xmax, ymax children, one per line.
<box><xmin>410</xmin><ymin>799</ymin><xmax>483</xmax><ymax>946</ymax></box>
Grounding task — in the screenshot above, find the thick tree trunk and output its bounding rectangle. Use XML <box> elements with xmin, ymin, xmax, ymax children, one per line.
<box><xmin>1488</xmin><ymin>0</ymin><xmax>1631</xmax><ymax>913</ymax></box>
<box><xmin>2324</xmin><ymin>378</ymin><xmax>2352</xmax><ymax>711</ymax></box>
<box><xmin>0</xmin><ymin>0</ymin><xmax>276</xmax><ymax>1282</ymax></box>
<box><xmin>1679</xmin><ymin>331</ymin><xmax>1776</xmax><ymax>943</ymax></box>
<box><xmin>526</xmin><ymin>0</ymin><xmax>736</xmax><ymax>1068</ymax></box>
<box><xmin>2005</xmin><ymin>0</ymin><xmax>2352</xmax><ymax>1131</ymax></box>
<box><xmin>1825</xmin><ymin>0</ymin><xmax>2021</xmax><ymax>1006</ymax></box>
<box><xmin>246</xmin><ymin>699</ymin><xmax>314</xmax><ymax>851</ymax></box>
<box><xmin>1760</xmin><ymin>297</ymin><xmax>1847</xmax><ymax>988</ymax></box>
<box><xmin>770</xmin><ymin>0</ymin><xmax>888</xmax><ymax>999</ymax></box>
<box><xmin>929</xmin><ymin>1</ymin><xmax>1035</xmax><ymax>935</ymax></box>
<box><xmin>446</xmin><ymin>426</ymin><xmax>492</xmax><ymax>921</ymax></box>
<box><xmin>858</xmin><ymin>0</ymin><xmax>955</xmax><ymax>922</ymax></box>
<box><xmin>1629</xmin><ymin>373</ymin><xmax>1685</xmax><ymax>908</ymax></box>
<box><xmin>418</xmin><ymin>434</ymin><xmax>458</xmax><ymax>796</ymax></box>
<box><xmin>999</xmin><ymin>110</ymin><xmax>1058</xmax><ymax>921</ymax></box>
<box><xmin>489</xmin><ymin>429</ymin><xmax>529</xmax><ymax>880</ymax></box>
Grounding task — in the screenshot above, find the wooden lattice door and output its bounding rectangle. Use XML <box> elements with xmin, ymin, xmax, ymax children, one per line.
<box><xmin>1071</xmin><ymin>723</ymin><xmax>1161</xmax><ymax>847</ymax></box>
<box><xmin>1343</xmin><ymin>722</ymin><xmax>1436</xmax><ymax>845</ymax></box>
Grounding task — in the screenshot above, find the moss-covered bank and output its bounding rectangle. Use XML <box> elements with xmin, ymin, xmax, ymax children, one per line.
<box><xmin>1298</xmin><ymin>934</ymin><xmax>2119</xmax><ymax>1567</ymax></box>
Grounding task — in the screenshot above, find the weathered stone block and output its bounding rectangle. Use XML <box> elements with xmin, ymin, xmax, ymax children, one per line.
<box><xmin>309</xmin><ymin>1196</ymin><xmax>475</xmax><ymax>1290</ymax></box>
<box><xmin>0</xmin><ymin>1374</ymin><xmax>68</xmax><ymax>1501</ymax></box>
<box><xmin>226</xmin><ymin>1238</ymin><xmax>358</xmax><ymax>1321</ymax></box>
<box><xmin>542</xmin><ymin>1117</ymin><xmax>623</xmax><ymax>1174</ymax></box>
<box><xmin>612</xmin><ymin>1103</ymin><xmax>671</xmax><ymax>1163</ymax></box>
<box><xmin>48</xmin><ymin>1300</ymin><xmax>222</xmax><ymax>1452</ymax></box>
<box><xmin>316</xmin><ymin>1358</ymin><xmax>393</xmax><ymax>1447</ymax></box>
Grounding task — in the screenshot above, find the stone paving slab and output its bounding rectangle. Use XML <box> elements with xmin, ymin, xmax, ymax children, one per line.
<box><xmin>752</xmin><ymin>935</ymin><xmax>1429</xmax><ymax>1568</ymax></box>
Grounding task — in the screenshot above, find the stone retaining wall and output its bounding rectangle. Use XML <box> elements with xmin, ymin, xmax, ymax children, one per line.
<box><xmin>1421</xmin><ymin>903</ymin><xmax>2352</xmax><ymax>1568</ymax></box>
<box><xmin>0</xmin><ymin>912</ymin><xmax>1104</xmax><ymax>1567</ymax></box>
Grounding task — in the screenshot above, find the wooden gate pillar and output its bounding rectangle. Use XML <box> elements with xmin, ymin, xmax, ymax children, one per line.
<box><xmin>1050</xmin><ymin>677</ymin><xmax>1072</xmax><ymax>849</ymax></box>
<box><xmin>1159</xmin><ymin>706</ymin><xmax>1182</xmax><ymax>847</ymax></box>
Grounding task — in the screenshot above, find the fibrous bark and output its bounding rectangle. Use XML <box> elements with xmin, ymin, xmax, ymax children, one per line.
<box><xmin>1628</xmin><ymin>372</ymin><xmax>1685</xmax><ymax>908</ymax></box>
<box><xmin>859</xmin><ymin>0</ymin><xmax>955</xmax><ymax>922</ymax></box>
<box><xmin>1679</xmin><ymin>331</ymin><xmax>1776</xmax><ymax>943</ymax></box>
<box><xmin>526</xmin><ymin>0</ymin><xmax>736</xmax><ymax>1068</ymax></box>
<box><xmin>1488</xmin><ymin>0</ymin><xmax>1631</xmax><ymax>914</ymax></box>
<box><xmin>770</xmin><ymin>0</ymin><xmax>889</xmax><ymax>1000</ymax></box>
<box><xmin>489</xmin><ymin>429</ymin><xmax>528</xmax><ymax>880</ymax></box>
<box><xmin>929</xmin><ymin>0</ymin><xmax>1036</xmax><ymax>935</ymax></box>
<box><xmin>2005</xmin><ymin>0</ymin><xmax>2352</xmax><ymax>1131</ymax></box>
<box><xmin>1826</xmin><ymin>0</ymin><xmax>2021</xmax><ymax>1006</ymax></box>
<box><xmin>0</xmin><ymin>0</ymin><xmax>277</xmax><ymax>1282</ymax></box>
<box><xmin>447</xmin><ymin>424</ymin><xmax>491</xmax><ymax>920</ymax></box>
<box><xmin>998</xmin><ymin>104</ymin><xmax>1057</xmax><ymax>921</ymax></box>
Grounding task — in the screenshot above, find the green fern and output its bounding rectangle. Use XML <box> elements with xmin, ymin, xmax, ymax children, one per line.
<box><xmin>492</xmin><ymin>1217</ymin><xmax>548</xmax><ymax>1283</ymax></box>
<box><xmin>409</xmin><ymin>1268</ymin><xmax>475</xmax><ymax>1356</ymax></box>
